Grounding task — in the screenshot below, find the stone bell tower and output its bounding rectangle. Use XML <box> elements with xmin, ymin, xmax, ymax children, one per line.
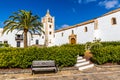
<box><xmin>41</xmin><ymin>10</ymin><xmax>55</xmax><ymax>46</ymax></box>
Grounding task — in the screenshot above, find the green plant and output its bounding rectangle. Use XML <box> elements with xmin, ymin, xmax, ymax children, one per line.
<box><xmin>91</xmin><ymin>45</ymin><xmax>120</xmax><ymax>64</ymax></box>
<box><xmin>0</xmin><ymin>43</ymin><xmax>10</xmax><ymax>48</ymax></box>
<box><xmin>0</xmin><ymin>44</ymin><xmax>85</xmax><ymax>68</ymax></box>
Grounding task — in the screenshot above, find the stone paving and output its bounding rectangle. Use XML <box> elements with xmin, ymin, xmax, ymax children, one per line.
<box><xmin>0</xmin><ymin>65</ymin><xmax>120</xmax><ymax>80</ymax></box>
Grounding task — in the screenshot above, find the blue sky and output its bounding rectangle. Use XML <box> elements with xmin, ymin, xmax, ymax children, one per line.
<box><xmin>0</xmin><ymin>0</ymin><xmax>120</xmax><ymax>30</ymax></box>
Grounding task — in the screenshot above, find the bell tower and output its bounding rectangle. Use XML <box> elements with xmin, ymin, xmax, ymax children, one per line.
<box><xmin>41</xmin><ymin>10</ymin><xmax>55</xmax><ymax>46</ymax></box>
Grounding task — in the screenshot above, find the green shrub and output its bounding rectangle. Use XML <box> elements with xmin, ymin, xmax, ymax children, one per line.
<box><xmin>0</xmin><ymin>43</ymin><xmax>10</xmax><ymax>48</ymax></box>
<box><xmin>0</xmin><ymin>44</ymin><xmax>85</xmax><ymax>68</ymax></box>
<box><xmin>91</xmin><ymin>45</ymin><xmax>120</xmax><ymax>64</ymax></box>
<box><xmin>101</xmin><ymin>41</ymin><xmax>120</xmax><ymax>46</ymax></box>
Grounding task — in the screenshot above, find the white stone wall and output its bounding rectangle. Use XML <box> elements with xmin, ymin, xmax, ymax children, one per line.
<box><xmin>0</xmin><ymin>29</ymin><xmax>40</xmax><ymax>47</ymax></box>
<box><xmin>76</xmin><ymin>23</ymin><xmax>95</xmax><ymax>43</ymax></box>
<box><xmin>54</xmin><ymin>22</ymin><xmax>95</xmax><ymax>46</ymax></box>
<box><xmin>0</xmin><ymin>29</ymin><xmax>24</xmax><ymax>47</ymax></box>
<box><xmin>30</xmin><ymin>34</ymin><xmax>44</xmax><ymax>46</ymax></box>
<box><xmin>95</xmin><ymin>11</ymin><xmax>120</xmax><ymax>41</ymax></box>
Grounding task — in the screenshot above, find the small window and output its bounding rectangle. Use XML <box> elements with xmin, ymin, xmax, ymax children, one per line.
<box><xmin>15</xmin><ymin>34</ymin><xmax>23</xmax><ymax>40</ymax></box>
<box><xmin>72</xmin><ymin>30</ymin><xmax>74</xmax><ymax>34</ymax></box>
<box><xmin>36</xmin><ymin>40</ymin><xmax>39</xmax><ymax>45</ymax></box>
<box><xmin>49</xmin><ymin>31</ymin><xmax>52</xmax><ymax>35</ymax></box>
<box><xmin>84</xmin><ymin>27</ymin><xmax>88</xmax><ymax>32</ymax></box>
<box><xmin>17</xmin><ymin>35</ymin><xmax>20</xmax><ymax>38</ymax></box>
<box><xmin>49</xmin><ymin>25</ymin><xmax>52</xmax><ymax>28</ymax></box>
<box><xmin>48</xmin><ymin>18</ymin><xmax>51</xmax><ymax>22</ymax></box>
<box><xmin>48</xmin><ymin>18</ymin><xmax>52</xmax><ymax>23</ymax></box>
<box><xmin>111</xmin><ymin>17</ymin><xmax>117</xmax><ymax>25</ymax></box>
<box><xmin>42</xmin><ymin>36</ymin><xmax>44</xmax><ymax>39</ymax></box>
<box><xmin>17</xmin><ymin>41</ymin><xmax>20</xmax><ymax>47</ymax></box>
<box><xmin>51</xmin><ymin>18</ymin><xmax>52</xmax><ymax>23</ymax></box>
<box><xmin>4</xmin><ymin>41</ymin><xmax>8</xmax><ymax>44</ymax></box>
<box><xmin>61</xmin><ymin>32</ymin><xmax>64</xmax><ymax>37</ymax></box>
<box><xmin>94</xmin><ymin>20</ymin><xmax>98</xmax><ymax>30</ymax></box>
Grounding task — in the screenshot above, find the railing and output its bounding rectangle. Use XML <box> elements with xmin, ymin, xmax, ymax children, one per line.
<box><xmin>15</xmin><ymin>36</ymin><xmax>23</xmax><ymax>40</ymax></box>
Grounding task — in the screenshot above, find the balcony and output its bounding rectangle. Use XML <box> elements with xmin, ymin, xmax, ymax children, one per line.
<box><xmin>15</xmin><ymin>35</ymin><xmax>23</xmax><ymax>40</ymax></box>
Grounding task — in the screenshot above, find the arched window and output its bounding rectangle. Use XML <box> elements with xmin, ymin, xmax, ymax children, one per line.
<box><xmin>111</xmin><ymin>17</ymin><xmax>117</xmax><ymax>25</ymax></box>
<box><xmin>48</xmin><ymin>18</ymin><xmax>52</xmax><ymax>23</ymax></box>
<box><xmin>50</xmin><ymin>18</ymin><xmax>52</xmax><ymax>23</ymax></box>
<box><xmin>48</xmin><ymin>18</ymin><xmax>50</xmax><ymax>22</ymax></box>
<box><xmin>49</xmin><ymin>31</ymin><xmax>52</xmax><ymax>35</ymax></box>
<box><xmin>49</xmin><ymin>25</ymin><xmax>52</xmax><ymax>28</ymax></box>
<box><xmin>84</xmin><ymin>27</ymin><xmax>88</xmax><ymax>32</ymax></box>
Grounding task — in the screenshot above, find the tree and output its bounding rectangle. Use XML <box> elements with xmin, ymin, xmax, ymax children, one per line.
<box><xmin>2</xmin><ymin>10</ymin><xmax>44</xmax><ymax>48</ymax></box>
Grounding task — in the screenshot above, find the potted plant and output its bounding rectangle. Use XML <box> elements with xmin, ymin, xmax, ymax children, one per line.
<box><xmin>84</xmin><ymin>42</ymin><xmax>93</xmax><ymax>60</ymax></box>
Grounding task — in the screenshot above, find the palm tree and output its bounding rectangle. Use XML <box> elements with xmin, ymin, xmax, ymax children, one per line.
<box><xmin>2</xmin><ymin>10</ymin><xmax>44</xmax><ymax>48</ymax></box>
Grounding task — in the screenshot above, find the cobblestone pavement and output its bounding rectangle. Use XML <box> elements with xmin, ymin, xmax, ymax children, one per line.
<box><xmin>0</xmin><ymin>65</ymin><xmax>120</xmax><ymax>80</ymax></box>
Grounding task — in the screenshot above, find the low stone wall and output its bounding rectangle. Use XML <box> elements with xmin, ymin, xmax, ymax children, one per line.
<box><xmin>0</xmin><ymin>68</ymin><xmax>31</xmax><ymax>74</ymax></box>
<box><xmin>0</xmin><ymin>67</ymin><xmax>78</xmax><ymax>74</ymax></box>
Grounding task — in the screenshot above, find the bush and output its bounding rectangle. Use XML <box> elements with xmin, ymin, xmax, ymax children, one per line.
<box><xmin>0</xmin><ymin>43</ymin><xmax>10</xmax><ymax>48</ymax></box>
<box><xmin>0</xmin><ymin>44</ymin><xmax>85</xmax><ymax>68</ymax></box>
<box><xmin>91</xmin><ymin>45</ymin><xmax>120</xmax><ymax>64</ymax></box>
<box><xmin>101</xmin><ymin>41</ymin><xmax>120</xmax><ymax>46</ymax></box>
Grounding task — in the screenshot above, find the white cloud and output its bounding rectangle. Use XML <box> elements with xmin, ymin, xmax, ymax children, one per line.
<box><xmin>99</xmin><ymin>0</ymin><xmax>120</xmax><ymax>9</ymax></box>
<box><xmin>86</xmin><ymin>0</ymin><xmax>97</xmax><ymax>3</ymax></box>
<box><xmin>78</xmin><ymin>0</ymin><xmax>97</xmax><ymax>4</ymax></box>
<box><xmin>61</xmin><ymin>24</ymin><xmax>69</xmax><ymax>28</ymax></box>
<box><xmin>78</xmin><ymin>0</ymin><xmax>82</xmax><ymax>4</ymax></box>
<box><xmin>55</xmin><ymin>25</ymin><xmax>59</xmax><ymax>30</ymax></box>
<box><xmin>72</xmin><ymin>8</ymin><xmax>76</xmax><ymax>13</ymax></box>
<box><xmin>55</xmin><ymin>24</ymin><xmax>69</xmax><ymax>30</ymax></box>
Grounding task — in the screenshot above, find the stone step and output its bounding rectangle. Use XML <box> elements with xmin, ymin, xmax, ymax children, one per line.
<box><xmin>77</xmin><ymin>56</ymin><xmax>83</xmax><ymax>60</ymax></box>
<box><xmin>78</xmin><ymin>64</ymin><xmax>94</xmax><ymax>71</ymax></box>
<box><xmin>75</xmin><ymin>61</ymin><xmax>90</xmax><ymax>67</ymax></box>
<box><xmin>77</xmin><ymin>59</ymin><xmax>86</xmax><ymax>63</ymax></box>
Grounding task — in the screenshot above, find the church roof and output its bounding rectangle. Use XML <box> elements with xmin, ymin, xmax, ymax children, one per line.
<box><xmin>102</xmin><ymin>8</ymin><xmax>120</xmax><ymax>17</ymax></box>
<box><xmin>55</xmin><ymin>19</ymin><xmax>94</xmax><ymax>32</ymax></box>
<box><xmin>55</xmin><ymin>8</ymin><xmax>120</xmax><ymax>33</ymax></box>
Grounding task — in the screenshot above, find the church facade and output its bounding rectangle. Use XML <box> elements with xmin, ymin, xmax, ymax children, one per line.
<box><xmin>0</xmin><ymin>8</ymin><xmax>120</xmax><ymax>47</ymax></box>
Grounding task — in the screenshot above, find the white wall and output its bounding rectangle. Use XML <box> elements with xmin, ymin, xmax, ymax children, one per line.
<box><xmin>95</xmin><ymin>11</ymin><xmax>120</xmax><ymax>41</ymax></box>
<box><xmin>0</xmin><ymin>30</ymin><xmax>24</xmax><ymax>47</ymax></box>
<box><xmin>75</xmin><ymin>23</ymin><xmax>95</xmax><ymax>43</ymax></box>
<box><xmin>54</xmin><ymin>22</ymin><xmax>95</xmax><ymax>46</ymax></box>
<box><xmin>0</xmin><ymin>29</ymin><xmax>39</xmax><ymax>47</ymax></box>
<box><xmin>31</xmin><ymin>34</ymin><xmax>45</xmax><ymax>46</ymax></box>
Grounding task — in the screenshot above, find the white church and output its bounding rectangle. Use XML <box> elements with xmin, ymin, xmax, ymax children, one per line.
<box><xmin>0</xmin><ymin>8</ymin><xmax>120</xmax><ymax>47</ymax></box>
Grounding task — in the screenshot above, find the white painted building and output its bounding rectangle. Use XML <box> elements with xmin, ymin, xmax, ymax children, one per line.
<box><xmin>0</xmin><ymin>8</ymin><xmax>120</xmax><ymax>47</ymax></box>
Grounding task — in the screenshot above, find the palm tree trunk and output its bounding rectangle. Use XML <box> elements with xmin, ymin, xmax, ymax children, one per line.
<box><xmin>24</xmin><ymin>29</ymin><xmax>28</xmax><ymax>48</ymax></box>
